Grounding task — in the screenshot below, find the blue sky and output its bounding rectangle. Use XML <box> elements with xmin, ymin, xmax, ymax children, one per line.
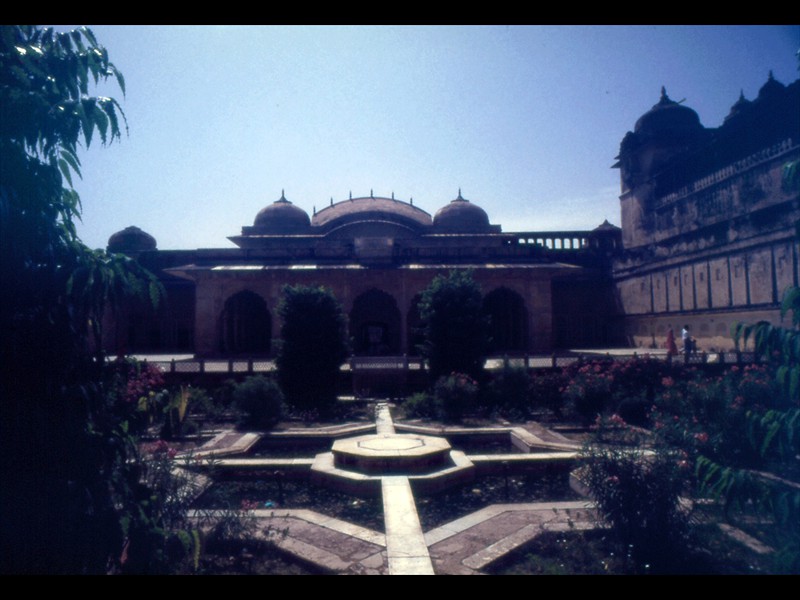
<box><xmin>60</xmin><ymin>25</ymin><xmax>800</xmax><ymax>251</ymax></box>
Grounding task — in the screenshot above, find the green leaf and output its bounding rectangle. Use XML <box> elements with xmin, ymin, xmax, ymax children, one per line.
<box><xmin>110</xmin><ymin>64</ymin><xmax>126</xmax><ymax>97</ymax></box>
<box><xmin>92</xmin><ymin>101</ymin><xmax>109</xmax><ymax>145</ymax></box>
<box><xmin>60</xmin><ymin>148</ymin><xmax>82</xmax><ymax>179</ymax></box>
<box><xmin>70</xmin><ymin>100</ymin><xmax>90</xmax><ymax>148</ymax></box>
<box><xmin>79</xmin><ymin>26</ymin><xmax>98</xmax><ymax>49</ymax></box>
<box><xmin>57</xmin><ymin>158</ymin><xmax>73</xmax><ymax>187</ymax></box>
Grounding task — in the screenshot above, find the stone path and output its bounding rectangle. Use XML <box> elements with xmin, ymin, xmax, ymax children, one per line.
<box><xmin>192</xmin><ymin>499</ymin><xmax>598</xmax><ymax>574</ymax></box>
<box><xmin>185</xmin><ymin>404</ymin><xmax>599</xmax><ymax>575</ymax></box>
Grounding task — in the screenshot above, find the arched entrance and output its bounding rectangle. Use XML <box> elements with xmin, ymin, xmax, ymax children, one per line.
<box><xmin>483</xmin><ymin>287</ymin><xmax>529</xmax><ymax>354</ymax></box>
<box><xmin>350</xmin><ymin>289</ymin><xmax>401</xmax><ymax>356</ymax></box>
<box><xmin>220</xmin><ymin>290</ymin><xmax>271</xmax><ymax>355</ymax></box>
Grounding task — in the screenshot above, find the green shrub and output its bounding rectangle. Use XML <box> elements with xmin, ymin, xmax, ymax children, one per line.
<box><xmin>615</xmin><ymin>392</ymin><xmax>650</xmax><ymax>427</ymax></box>
<box><xmin>483</xmin><ymin>365</ymin><xmax>531</xmax><ymax>420</ymax></box>
<box><xmin>276</xmin><ymin>285</ymin><xmax>348</xmax><ymax>416</ymax></box>
<box><xmin>529</xmin><ymin>371</ymin><xmax>567</xmax><ymax>418</ymax></box>
<box><xmin>563</xmin><ymin>362</ymin><xmax>613</xmax><ymax>424</ymax></box>
<box><xmin>417</xmin><ymin>270</ymin><xmax>489</xmax><ymax>381</ymax></box>
<box><xmin>232</xmin><ymin>376</ymin><xmax>284</xmax><ymax>430</ymax></box>
<box><xmin>581</xmin><ymin>442</ymin><xmax>694</xmax><ymax>573</ymax></box>
<box><xmin>402</xmin><ymin>392</ymin><xmax>439</xmax><ymax>419</ymax></box>
<box><xmin>433</xmin><ymin>373</ymin><xmax>479</xmax><ymax>422</ymax></box>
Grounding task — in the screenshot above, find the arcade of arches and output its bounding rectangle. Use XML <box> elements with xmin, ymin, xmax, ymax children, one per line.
<box><xmin>208</xmin><ymin>281</ymin><xmax>536</xmax><ymax>357</ymax></box>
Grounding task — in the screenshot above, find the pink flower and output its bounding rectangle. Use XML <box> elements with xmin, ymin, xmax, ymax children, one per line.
<box><xmin>609</xmin><ymin>414</ymin><xmax>626</xmax><ymax>426</ymax></box>
<box><xmin>661</xmin><ymin>376</ymin><xmax>675</xmax><ymax>387</ymax></box>
<box><xmin>694</xmin><ymin>432</ymin><xmax>709</xmax><ymax>444</ymax></box>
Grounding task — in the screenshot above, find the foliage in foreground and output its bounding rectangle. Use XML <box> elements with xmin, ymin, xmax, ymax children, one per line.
<box><xmin>0</xmin><ymin>25</ymin><xmax>170</xmax><ymax>574</ymax></box>
<box><xmin>695</xmin><ymin>286</ymin><xmax>800</xmax><ymax>573</ymax></box>
<box><xmin>581</xmin><ymin>435</ymin><xmax>695</xmax><ymax>574</ymax></box>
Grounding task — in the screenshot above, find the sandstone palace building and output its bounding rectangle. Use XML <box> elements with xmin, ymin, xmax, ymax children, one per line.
<box><xmin>104</xmin><ymin>73</ymin><xmax>800</xmax><ymax>358</ymax></box>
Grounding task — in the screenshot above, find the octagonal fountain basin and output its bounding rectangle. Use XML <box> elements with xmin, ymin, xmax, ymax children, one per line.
<box><xmin>332</xmin><ymin>432</ymin><xmax>452</xmax><ymax>475</ymax></box>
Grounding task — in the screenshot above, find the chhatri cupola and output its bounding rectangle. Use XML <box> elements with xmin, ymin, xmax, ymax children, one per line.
<box><xmin>253</xmin><ymin>191</ymin><xmax>311</xmax><ymax>234</ymax></box>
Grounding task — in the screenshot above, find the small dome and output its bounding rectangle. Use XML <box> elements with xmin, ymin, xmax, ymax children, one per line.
<box><xmin>254</xmin><ymin>191</ymin><xmax>310</xmax><ymax>234</ymax></box>
<box><xmin>634</xmin><ymin>87</ymin><xmax>703</xmax><ymax>140</ymax></box>
<box><xmin>756</xmin><ymin>70</ymin><xmax>785</xmax><ymax>102</ymax></box>
<box><xmin>433</xmin><ymin>191</ymin><xmax>491</xmax><ymax>233</ymax></box>
<box><xmin>724</xmin><ymin>90</ymin><xmax>752</xmax><ymax>123</ymax></box>
<box><xmin>107</xmin><ymin>225</ymin><xmax>157</xmax><ymax>254</ymax></box>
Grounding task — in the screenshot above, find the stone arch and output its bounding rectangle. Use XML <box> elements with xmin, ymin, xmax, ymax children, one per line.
<box><xmin>483</xmin><ymin>287</ymin><xmax>529</xmax><ymax>354</ymax></box>
<box><xmin>219</xmin><ymin>290</ymin><xmax>272</xmax><ymax>355</ymax></box>
<box><xmin>350</xmin><ymin>288</ymin><xmax>401</xmax><ymax>356</ymax></box>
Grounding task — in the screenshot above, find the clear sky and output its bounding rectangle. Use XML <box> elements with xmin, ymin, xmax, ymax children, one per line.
<box><xmin>58</xmin><ymin>25</ymin><xmax>800</xmax><ymax>251</ymax></box>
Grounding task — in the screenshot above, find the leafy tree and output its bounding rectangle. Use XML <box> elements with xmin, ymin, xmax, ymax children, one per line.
<box><xmin>694</xmin><ymin>167</ymin><xmax>800</xmax><ymax>572</ymax></box>
<box><xmin>0</xmin><ymin>25</ymin><xmax>164</xmax><ymax>573</ymax></box>
<box><xmin>418</xmin><ymin>269</ymin><xmax>489</xmax><ymax>381</ymax></box>
<box><xmin>275</xmin><ymin>285</ymin><xmax>349</xmax><ymax>415</ymax></box>
<box><xmin>696</xmin><ymin>285</ymin><xmax>800</xmax><ymax>572</ymax></box>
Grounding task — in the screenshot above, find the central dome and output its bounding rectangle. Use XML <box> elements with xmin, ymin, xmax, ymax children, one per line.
<box><xmin>433</xmin><ymin>191</ymin><xmax>491</xmax><ymax>233</ymax></box>
<box><xmin>311</xmin><ymin>195</ymin><xmax>433</xmax><ymax>233</ymax></box>
<box><xmin>254</xmin><ymin>192</ymin><xmax>310</xmax><ymax>234</ymax></box>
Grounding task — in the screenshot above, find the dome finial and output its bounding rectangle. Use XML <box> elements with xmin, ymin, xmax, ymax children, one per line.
<box><xmin>349</xmin><ymin>190</ymin><xmax>352</xmax><ymax>200</ymax></box>
<box><xmin>313</xmin><ymin>205</ymin><xmax>316</xmax><ymax>215</ymax></box>
<box><xmin>456</xmin><ymin>188</ymin><xmax>465</xmax><ymax>201</ymax></box>
<box><xmin>768</xmin><ymin>69</ymin><xmax>774</xmax><ymax>81</ymax></box>
<box><xmin>410</xmin><ymin>197</ymin><xmax>413</xmax><ymax>205</ymax></box>
<box><xmin>370</xmin><ymin>188</ymin><xmax>374</xmax><ymax>198</ymax></box>
<box><xmin>330</xmin><ymin>197</ymin><xmax>334</xmax><ymax>206</ymax></box>
<box><xmin>280</xmin><ymin>189</ymin><xmax>286</xmax><ymax>201</ymax></box>
<box><xmin>391</xmin><ymin>191</ymin><xmax>395</xmax><ymax>200</ymax></box>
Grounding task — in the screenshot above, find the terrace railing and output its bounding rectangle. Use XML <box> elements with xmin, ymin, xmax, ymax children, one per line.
<box><xmin>139</xmin><ymin>350</ymin><xmax>759</xmax><ymax>377</ymax></box>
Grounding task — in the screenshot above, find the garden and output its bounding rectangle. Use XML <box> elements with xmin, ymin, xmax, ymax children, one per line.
<box><xmin>2</xmin><ymin>24</ymin><xmax>797</xmax><ymax>575</ymax></box>
<box><xmin>95</xmin><ymin>335</ymin><xmax>798</xmax><ymax>574</ymax></box>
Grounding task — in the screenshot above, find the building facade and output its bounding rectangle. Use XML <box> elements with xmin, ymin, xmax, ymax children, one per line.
<box><xmin>106</xmin><ymin>192</ymin><xmax>621</xmax><ymax>357</ymax></box>
<box><xmin>105</xmin><ymin>73</ymin><xmax>799</xmax><ymax>357</ymax></box>
<box><xmin>612</xmin><ymin>73</ymin><xmax>799</xmax><ymax>350</ymax></box>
